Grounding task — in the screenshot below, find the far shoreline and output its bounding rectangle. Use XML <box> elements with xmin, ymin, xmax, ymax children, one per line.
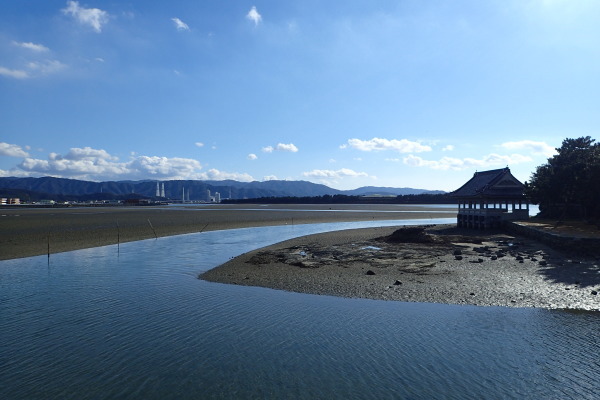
<box><xmin>0</xmin><ymin>204</ymin><xmax>455</xmax><ymax>261</ymax></box>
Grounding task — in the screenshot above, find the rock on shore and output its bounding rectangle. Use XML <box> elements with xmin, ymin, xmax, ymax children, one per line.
<box><xmin>200</xmin><ymin>225</ymin><xmax>600</xmax><ymax>311</ymax></box>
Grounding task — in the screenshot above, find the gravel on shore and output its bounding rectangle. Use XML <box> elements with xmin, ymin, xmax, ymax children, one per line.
<box><xmin>200</xmin><ymin>225</ymin><xmax>600</xmax><ymax>311</ymax></box>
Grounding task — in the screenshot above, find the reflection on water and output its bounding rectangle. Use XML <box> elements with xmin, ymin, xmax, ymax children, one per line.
<box><xmin>0</xmin><ymin>218</ymin><xmax>597</xmax><ymax>400</ymax></box>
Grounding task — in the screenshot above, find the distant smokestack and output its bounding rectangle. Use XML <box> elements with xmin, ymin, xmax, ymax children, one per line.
<box><xmin>156</xmin><ymin>182</ymin><xmax>160</xmax><ymax>197</ymax></box>
<box><xmin>161</xmin><ymin>183</ymin><xmax>165</xmax><ymax>198</ymax></box>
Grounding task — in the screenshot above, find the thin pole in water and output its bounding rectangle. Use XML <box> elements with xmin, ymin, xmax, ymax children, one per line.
<box><xmin>148</xmin><ymin>219</ymin><xmax>158</xmax><ymax>239</ymax></box>
<box><xmin>116</xmin><ymin>221</ymin><xmax>120</xmax><ymax>255</ymax></box>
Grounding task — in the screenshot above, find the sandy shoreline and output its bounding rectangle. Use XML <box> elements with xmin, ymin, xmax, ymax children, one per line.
<box><xmin>201</xmin><ymin>225</ymin><xmax>600</xmax><ymax>311</ymax></box>
<box><xmin>0</xmin><ymin>204</ymin><xmax>453</xmax><ymax>260</ymax></box>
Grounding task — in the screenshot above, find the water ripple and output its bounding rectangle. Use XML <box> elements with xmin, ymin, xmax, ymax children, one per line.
<box><xmin>1</xmin><ymin>220</ymin><xmax>598</xmax><ymax>399</ymax></box>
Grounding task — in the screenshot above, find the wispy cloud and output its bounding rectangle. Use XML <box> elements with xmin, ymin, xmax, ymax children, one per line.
<box><xmin>262</xmin><ymin>143</ymin><xmax>299</xmax><ymax>153</ymax></box>
<box><xmin>341</xmin><ymin>138</ymin><xmax>432</xmax><ymax>153</ymax></box>
<box><xmin>403</xmin><ymin>153</ymin><xmax>532</xmax><ymax>171</ymax></box>
<box><xmin>62</xmin><ymin>1</ymin><xmax>109</xmax><ymax>33</ymax></box>
<box><xmin>500</xmin><ymin>140</ymin><xmax>556</xmax><ymax>157</ymax></box>
<box><xmin>303</xmin><ymin>168</ymin><xmax>369</xmax><ymax>179</ymax></box>
<box><xmin>195</xmin><ymin>142</ymin><xmax>204</xmax><ymax>148</ymax></box>
<box><xmin>247</xmin><ymin>153</ymin><xmax>258</xmax><ymax>160</ymax></box>
<box><xmin>171</xmin><ymin>17</ymin><xmax>190</xmax><ymax>31</ymax></box>
<box><xmin>442</xmin><ymin>145</ymin><xmax>454</xmax><ymax>152</ymax></box>
<box><xmin>27</xmin><ymin>60</ymin><xmax>67</xmax><ymax>76</ymax></box>
<box><xmin>13</xmin><ymin>41</ymin><xmax>49</xmax><ymax>52</ymax></box>
<box><xmin>246</xmin><ymin>6</ymin><xmax>262</xmax><ymax>26</ymax></box>
<box><xmin>0</xmin><ymin>59</ymin><xmax>66</xmax><ymax>80</ymax></box>
<box><xmin>0</xmin><ymin>66</ymin><xmax>29</xmax><ymax>79</ymax></box>
<box><xmin>0</xmin><ymin>142</ymin><xmax>30</xmax><ymax>158</ymax></box>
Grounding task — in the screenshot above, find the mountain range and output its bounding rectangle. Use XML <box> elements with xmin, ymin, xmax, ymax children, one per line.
<box><xmin>0</xmin><ymin>176</ymin><xmax>444</xmax><ymax>202</ymax></box>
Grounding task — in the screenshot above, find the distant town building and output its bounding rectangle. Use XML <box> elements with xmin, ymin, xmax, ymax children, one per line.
<box><xmin>124</xmin><ymin>198</ymin><xmax>151</xmax><ymax>205</ymax></box>
<box><xmin>215</xmin><ymin>192</ymin><xmax>221</xmax><ymax>203</ymax></box>
<box><xmin>451</xmin><ymin>167</ymin><xmax>529</xmax><ymax>229</ymax></box>
<box><xmin>1</xmin><ymin>198</ymin><xmax>20</xmax><ymax>205</ymax></box>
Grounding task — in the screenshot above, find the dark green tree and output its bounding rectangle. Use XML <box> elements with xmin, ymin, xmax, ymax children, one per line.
<box><xmin>526</xmin><ymin>136</ymin><xmax>600</xmax><ymax>219</ymax></box>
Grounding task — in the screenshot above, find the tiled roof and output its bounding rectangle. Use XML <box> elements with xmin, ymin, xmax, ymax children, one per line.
<box><xmin>451</xmin><ymin>168</ymin><xmax>524</xmax><ymax>198</ymax></box>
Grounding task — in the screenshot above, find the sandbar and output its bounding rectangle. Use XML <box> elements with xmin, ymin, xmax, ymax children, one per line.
<box><xmin>201</xmin><ymin>225</ymin><xmax>600</xmax><ymax>311</ymax></box>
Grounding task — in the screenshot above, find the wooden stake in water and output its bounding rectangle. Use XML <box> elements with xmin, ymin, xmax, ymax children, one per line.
<box><xmin>148</xmin><ymin>219</ymin><xmax>158</xmax><ymax>239</ymax></box>
<box><xmin>116</xmin><ymin>221</ymin><xmax>120</xmax><ymax>255</ymax></box>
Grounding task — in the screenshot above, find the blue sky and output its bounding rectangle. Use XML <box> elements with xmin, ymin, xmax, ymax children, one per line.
<box><xmin>1</xmin><ymin>1</ymin><xmax>599</xmax><ymax>191</ymax></box>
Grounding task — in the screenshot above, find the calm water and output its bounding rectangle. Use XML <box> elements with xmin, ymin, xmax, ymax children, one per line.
<box><xmin>1</xmin><ymin>218</ymin><xmax>597</xmax><ymax>399</ymax></box>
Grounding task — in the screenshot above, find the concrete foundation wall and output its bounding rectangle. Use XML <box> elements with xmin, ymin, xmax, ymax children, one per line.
<box><xmin>506</xmin><ymin>221</ymin><xmax>600</xmax><ymax>255</ymax></box>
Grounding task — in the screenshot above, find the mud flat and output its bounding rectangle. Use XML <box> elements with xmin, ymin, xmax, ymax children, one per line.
<box><xmin>0</xmin><ymin>204</ymin><xmax>453</xmax><ymax>260</ymax></box>
<box><xmin>201</xmin><ymin>225</ymin><xmax>600</xmax><ymax>311</ymax></box>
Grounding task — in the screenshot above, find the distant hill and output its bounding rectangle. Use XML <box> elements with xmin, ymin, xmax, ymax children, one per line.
<box><xmin>343</xmin><ymin>186</ymin><xmax>445</xmax><ymax>196</ymax></box>
<box><xmin>0</xmin><ymin>176</ymin><xmax>444</xmax><ymax>202</ymax></box>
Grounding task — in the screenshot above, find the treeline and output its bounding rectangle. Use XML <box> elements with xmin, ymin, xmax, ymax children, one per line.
<box><xmin>526</xmin><ymin>136</ymin><xmax>600</xmax><ymax>220</ymax></box>
<box><xmin>223</xmin><ymin>193</ymin><xmax>455</xmax><ymax>205</ymax></box>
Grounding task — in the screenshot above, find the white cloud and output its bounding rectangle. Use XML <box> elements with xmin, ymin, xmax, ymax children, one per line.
<box><xmin>442</xmin><ymin>145</ymin><xmax>454</xmax><ymax>152</ymax></box>
<box><xmin>61</xmin><ymin>146</ymin><xmax>117</xmax><ymax>161</ymax></box>
<box><xmin>0</xmin><ymin>168</ymin><xmax>31</xmax><ymax>178</ymax></box>
<box><xmin>15</xmin><ymin>147</ymin><xmax>204</xmax><ymax>181</ymax></box>
<box><xmin>0</xmin><ymin>142</ymin><xmax>30</xmax><ymax>158</ymax></box>
<box><xmin>171</xmin><ymin>17</ymin><xmax>190</xmax><ymax>31</ymax></box>
<box><xmin>247</xmin><ymin>153</ymin><xmax>258</xmax><ymax>160</ymax></box>
<box><xmin>342</xmin><ymin>138</ymin><xmax>432</xmax><ymax>153</ymax></box>
<box><xmin>195</xmin><ymin>142</ymin><xmax>204</xmax><ymax>148</ymax></box>
<box><xmin>262</xmin><ymin>143</ymin><xmax>299</xmax><ymax>153</ymax></box>
<box><xmin>403</xmin><ymin>153</ymin><xmax>532</xmax><ymax>171</ymax></box>
<box><xmin>246</xmin><ymin>6</ymin><xmax>262</xmax><ymax>26</ymax></box>
<box><xmin>263</xmin><ymin>175</ymin><xmax>278</xmax><ymax>181</ymax></box>
<box><xmin>0</xmin><ymin>66</ymin><xmax>29</xmax><ymax>79</ymax></box>
<box><xmin>303</xmin><ymin>168</ymin><xmax>369</xmax><ymax>179</ymax></box>
<box><xmin>500</xmin><ymin>140</ymin><xmax>556</xmax><ymax>157</ymax></box>
<box><xmin>13</xmin><ymin>41</ymin><xmax>49</xmax><ymax>52</ymax></box>
<box><xmin>275</xmin><ymin>143</ymin><xmax>298</xmax><ymax>152</ymax></box>
<box><xmin>11</xmin><ymin>146</ymin><xmax>259</xmax><ymax>182</ymax></box>
<box><xmin>128</xmin><ymin>156</ymin><xmax>201</xmax><ymax>177</ymax></box>
<box><xmin>200</xmin><ymin>168</ymin><xmax>254</xmax><ymax>182</ymax></box>
<box><xmin>62</xmin><ymin>1</ymin><xmax>109</xmax><ymax>33</ymax></box>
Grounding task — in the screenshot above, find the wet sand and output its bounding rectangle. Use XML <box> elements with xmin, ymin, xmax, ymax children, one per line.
<box><xmin>0</xmin><ymin>204</ymin><xmax>453</xmax><ymax>260</ymax></box>
<box><xmin>201</xmin><ymin>225</ymin><xmax>600</xmax><ymax>311</ymax></box>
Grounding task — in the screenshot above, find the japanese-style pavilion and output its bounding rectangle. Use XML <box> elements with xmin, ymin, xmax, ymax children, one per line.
<box><xmin>451</xmin><ymin>167</ymin><xmax>529</xmax><ymax>229</ymax></box>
